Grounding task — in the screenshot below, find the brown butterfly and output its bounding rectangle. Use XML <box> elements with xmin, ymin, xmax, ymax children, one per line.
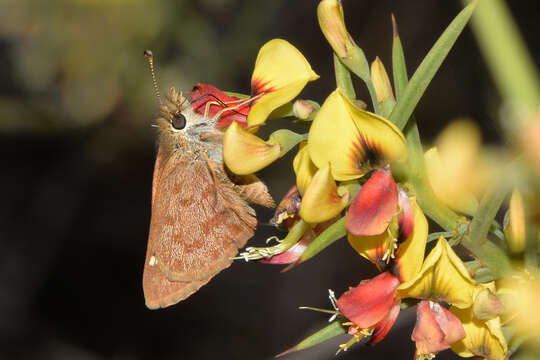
<box><xmin>142</xmin><ymin>51</ymin><xmax>274</xmax><ymax>309</ymax></box>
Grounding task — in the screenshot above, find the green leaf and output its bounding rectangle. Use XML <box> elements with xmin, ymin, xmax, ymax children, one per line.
<box><xmin>276</xmin><ymin>320</ymin><xmax>347</xmax><ymax>357</ymax></box>
<box><xmin>299</xmin><ymin>216</ymin><xmax>346</xmax><ymax>263</ymax></box>
<box><xmin>389</xmin><ymin>2</ymin><xmax>477</xmax><ymax>130</ymax></box>
<box><xmin>391</xmin><ymin>14</ymin><xmax>408</xmax><ymax>101</ymax></box>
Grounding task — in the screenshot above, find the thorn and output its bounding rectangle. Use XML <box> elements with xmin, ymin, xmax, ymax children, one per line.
<box><xmin>275</xmin><ymin>345</ymin><xmax>298</xmax><ymax>358</ymax></box>
<box><xmin>391</xmin><ymin>13</ymin><xmax>399</xmax><ymax>39</ymax></box>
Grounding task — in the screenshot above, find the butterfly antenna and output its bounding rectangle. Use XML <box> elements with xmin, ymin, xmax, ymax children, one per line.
<box><xmin>144</xmin><ymin>50</ymin><xmax>163</xmax><ymax>106</ymax></box>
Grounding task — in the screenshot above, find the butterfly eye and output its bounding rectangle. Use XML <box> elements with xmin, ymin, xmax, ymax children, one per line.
<box><xmin>171</xmin><ymin>113</ymin><xmax>186</xmax><ymax>130</ymax></box>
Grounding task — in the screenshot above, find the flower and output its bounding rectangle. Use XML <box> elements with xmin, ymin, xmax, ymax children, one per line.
<box><xmin>336</xmin><ymin>271</ymin><xmax>402</xmax><ymax>348</ymax></box>
<box><xmin>308</xmin><ymin>88</ymin><xmax>407</xmax><ymax>181</ymax></box>
<box><xmin>248</xmin><ymin>39</ymin><xmax>319</xmax><ymax>127</ymax></box>
<box><xmin>398</xmin><ymin>237</ymin><xmax>475</xmax><ymax>309</ymax></box>
<box><xmin>348</xmin><ymin>187</ymin><xmax>428</xmax><ymax>283</ymax></box>
<box><xmin>413</xmin><ymin>301</ymin><xmax>466</xmax><ymax>359</ymax></box>
<box><xmin>424</xmin><ymin>119</ymin><xmax>493</xmax><ymax>215</ymax></box>
<box><xmin>450</xmin><ymin>283</ymin><xmax>508</xmax><ymax>360</ymax></box>
<box><xmin>222</xmin><ymin>39</ymin><xmax>318</xmax><ymax>175</ymax></box>
<box><xmin>346</xmin><ymin>166</ymin><xmax>399</xmax><ymax>237</ymax></box>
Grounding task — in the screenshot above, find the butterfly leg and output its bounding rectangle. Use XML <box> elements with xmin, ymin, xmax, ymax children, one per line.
<box><xmin>203</xmin><ymin>150</ymin><xmax>220</xmax><ymax>185</ymax></box>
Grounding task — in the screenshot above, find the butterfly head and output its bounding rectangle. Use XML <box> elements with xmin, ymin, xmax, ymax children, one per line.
<box><xmin>156</xmin><ymin>87</ymin><xmax>222</xmax><ymax>152</ymax></box>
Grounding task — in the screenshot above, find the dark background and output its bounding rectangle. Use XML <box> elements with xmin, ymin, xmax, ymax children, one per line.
<box><xmin>0</xmin><ymin>0</ymin><xmax>538</xmax><ymax>359</ymax></box>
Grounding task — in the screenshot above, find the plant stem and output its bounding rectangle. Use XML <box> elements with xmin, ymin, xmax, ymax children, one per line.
<box><xmin>464</xmin><ymin>0</ymin><xmax>540</xmax><ymax>116</ymax></box>
<box><xmin>333</xmin><ymin>54</ymin><xmax>356</xmax><ymax>99</ymax></box>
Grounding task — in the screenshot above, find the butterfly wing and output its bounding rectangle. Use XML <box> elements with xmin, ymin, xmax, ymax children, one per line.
<box><xmin>143</xmin><ymin>147</ymin><xmax>256</xmax><ymax>309</ymax></box>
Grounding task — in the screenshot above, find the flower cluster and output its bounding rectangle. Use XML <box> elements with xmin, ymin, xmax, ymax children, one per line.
<box><xmin>183</xmin><ymin>0</ymin><xmax>540</xmax><ymax>359</ymax></box>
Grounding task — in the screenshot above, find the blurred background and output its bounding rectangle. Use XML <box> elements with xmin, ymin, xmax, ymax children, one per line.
<box><xmin>0</xmin><ymin>0</ymin><xmax>538</xmax><ymax>359</ymax></box>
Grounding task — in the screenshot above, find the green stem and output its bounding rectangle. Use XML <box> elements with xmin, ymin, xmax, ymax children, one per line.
<box><xmin>340</xmin><ymin>46</ymin><xmax>380</xmax><ymax>114</ymax></box>
<box><xmin>333</xmin><ymin>54</ymin><xmax>356</xmax><ymax>99</ymax></box>
<box><xmin>392</xmin><ymin>14</ymin><xmax>512</xmax><ymax>277</ymax></box>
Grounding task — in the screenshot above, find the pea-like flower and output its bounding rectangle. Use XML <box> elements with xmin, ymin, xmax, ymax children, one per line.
<box><xmin>308</xmin><ymin>88</ymin><xmax>407</xmax><ymax>181</ymax></box>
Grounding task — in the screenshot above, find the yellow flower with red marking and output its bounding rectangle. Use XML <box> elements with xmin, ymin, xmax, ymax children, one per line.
<box><xmin>248</xmin><ymin>39</ymin><xmax>319</xmax><ymax>127</ymax></box>
<box><xmin>308</xmin><ymin>88</ymin><xmax>407</xmax><ymax>181</ymax></box>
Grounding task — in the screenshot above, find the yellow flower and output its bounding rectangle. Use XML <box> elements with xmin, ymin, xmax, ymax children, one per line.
<box><xmin>248</xmin><ymin>39</ymin><xmax>319</xmax><ymax>127</ymax></box>
<box><xmin>397</xmin><ymin>237</ymin><xmax>475</xmax><ymax>308</ymax></box>
<box><xmin>308</xmin><ymin>88</ymin><xmax>407</xmax><ymax>181</ymax></box>
<box><xmin>450</xmin><ymin>284</ymin><xmax>508</xmax><ymax>360</ymax></box>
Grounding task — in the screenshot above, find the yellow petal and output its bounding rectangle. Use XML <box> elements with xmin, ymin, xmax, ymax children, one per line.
<box><xmin>347</xmin><ymin>231</ymin><xmax>389</xmax><ymax>270</ymax></box>
<box><xmin>308</xmin><ymin>88</ymin><xmax>407</xmax><ymax>181</ymax></box>
<box><xmin>424</xmin><ymin>147</ymin><xmax>479</xmax><ymax>214</ymax></box>
<box><xmin>397</xmin><ymin>237</ymin><xmax>475</xmax><ymax>308</ymax></box>
<box><xmin>504</xmin><ymin>189</ymin><xmax>526</xmax><ymax>254</ymax></box>
<box><xmin>293</xmin><ymin>142</ymin><xmax>318</xmax><ymax>196</ymax></box>
<box><xmin>393</xmin><ymin>197</ymin><xmax>428</xmax><ymax>283</ymax></box>
<box><xmin>300</xmin><ymin>164</ymin><xmax>350</xmax><ymax>224</ymax></box>
<box><xmin>223</xmin><ymin>121</ymin><xmax>280</xmax><ymax>174</ymax></box>
<box><xmin>224</xmin><ymin>122</ymin><xmax>305</xmax><ymax>174</ymax></box>
<box><xmin>248</xmin><ymin>39</ymin><xmax>319</xmax><ymax>127</ymax></box>
<box><xmin>450</xmin><ymin>305</ymin><xmax>507</xmax><ymax>360</ymax></box>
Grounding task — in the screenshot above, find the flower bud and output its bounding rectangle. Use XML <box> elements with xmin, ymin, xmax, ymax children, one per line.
<box><xmin>504</xmin><ymin>189</ymin><xmax>526</xmax><ymax>254</ymax></box>
<box><xmin>317</xmin><ymin>0</ymin><xmax>352</xmax><ymax>59</ymax></box>
<box><xmin>292</xmin><ymin>99</ymin><xmax>319</xmax><ymax>120</ymax></box>
<box><xmin>370</xmin><ymin>57</ymin><xmax>395</xmax><ymax>115</ymax></box>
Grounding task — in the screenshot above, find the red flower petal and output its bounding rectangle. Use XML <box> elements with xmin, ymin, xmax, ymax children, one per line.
<box><xmin>191</xmin><ymin>83</ymin><xmax>249</xmax><ymax>129</ymax></box>
<box><xmin>412</xmin><ymin>301</ymin><xmax>465</xmax><ymax>355</ymax></box>
<box><xmin>369</xmin><ymin>298</ymin><xmax>401</xmax><ymax>345</ymax></box>
<box><xmin>346</xmin><ymin>166</ymin><xmax>398</xmax><ymax>236</ymax></box>
<box><xmin>337</xmin><ymin>271</ymin><xmax>400</xmax><ymax>329</ymax></box>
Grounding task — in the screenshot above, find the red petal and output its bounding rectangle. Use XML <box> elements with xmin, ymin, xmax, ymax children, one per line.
<box><xmin>191</xmin><ymin>83</ymin><xmax>249</xmax><ymax>129</ymax></box>
<box><xmin>346</xmin><ymin>166</ymin><xmax>398</xmax><ymax>236</ymax></box>
<box><xmin>337</xmin><ymin>271</ymin><xmax>400</xmax><ymax>329</ymax></box>
<box><xmin>412</xmin><ymin>301</ymin><xmax>465</xmax><ymax>355</ymax></box>
<box><xmin>369</xmin><ymin>298</ymin><xmax>401</xmax><ymax>345</ymax></box>
<box><xmin>397</xmin><ymin>188</ymin><xmax>414</xmax><ymax>242</ymax></box>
